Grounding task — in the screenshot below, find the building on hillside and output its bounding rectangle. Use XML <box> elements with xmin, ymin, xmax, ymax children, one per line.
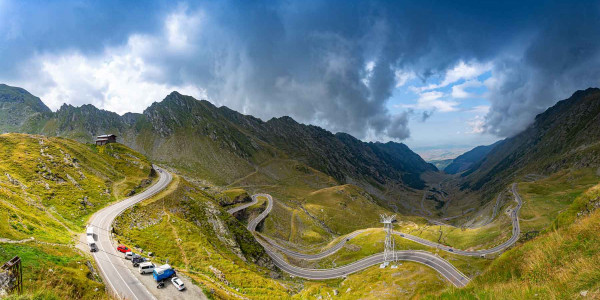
<box><xmin>95</xmin><ymin>134</ymin><xmax>117</xmax><ymax>146</ymax></box>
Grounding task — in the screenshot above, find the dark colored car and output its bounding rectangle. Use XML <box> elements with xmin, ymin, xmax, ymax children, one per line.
<box><xmin>132</xmin><ymin>256</ymin><xmax>147</xmax><ymax>267</ymax></box>
<box><xmin>117</xmin><ymin>245</ymin><xmax>130</xmax><ymax>253</ymax></box>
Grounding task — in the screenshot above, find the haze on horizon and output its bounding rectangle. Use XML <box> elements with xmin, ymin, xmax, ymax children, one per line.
<box><xmin>1</xmin><ymin>0</ymin><xmax>599</xmax><ymax>152</ymax></box>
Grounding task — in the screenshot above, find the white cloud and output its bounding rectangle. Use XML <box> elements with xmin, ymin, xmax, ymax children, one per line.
<box><xmin>394</xmin><ymin>69</ymin><xmax>415</xmax><ymax>87</ymax></box>
<box><xmin>164</xmin><ymin>5</ymin><xmax>204</xmax><ymax>52</ymax></box>
<box><xmin>468</xmin><ymin>105</ymin><xmax>490</xmax><ymax>114</ymax></box>
<box><xmin>362</xmin><ymin>60</ymin><xmax>375</xmax><ymax>86</ymax></box>
<box><xmin>9</xmin><ymin>8</ymin><xmax>207</xmax><ymax>114</ymax></box>
<box><xmin>451</xmin><ymin>79</ymin><xmax>482</xmax><ymax>98</ymax></box>
<box><xmin>399</xmin><ymin>90</ymin><xmax>459</xmax><ymax>112</ymax></box>
<box><xmin>467</xmin><ymin>115</ymin><xmax>485</xmax><ymax>134</ymax></box>
<box><xmin>414</xmin><ymin>60</ymin><xmax>492</xmax><ymax>92</ymax></box>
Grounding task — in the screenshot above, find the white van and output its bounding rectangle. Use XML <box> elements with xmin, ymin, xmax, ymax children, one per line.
<box><xmin>86</xmin><ymin>235</ymin><xmax>98</xmax><ymax>252</ymax></box>
<box><xmin>86</xmin><ymin>226</ymin><xmax>96</xmax><ymax>239</ymax></box>
<box><xmin>139</xmin><ymin>262</ymin><xmax>155</xmax><ymax>274</ymax></box>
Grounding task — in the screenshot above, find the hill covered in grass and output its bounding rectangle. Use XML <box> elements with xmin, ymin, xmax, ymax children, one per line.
<box><xmin>0</xmin><ymin>133</ymin><xmax>155</xmax><ymax>299</ymax></box>
<box><xmin>113</xmin><ymin>176</ymin><xmax>292</xmax><ymax>299</ymax></box>
<box><xmin>435</xmin><ymin>182</ymin><xmax>600</xmax><ymax>299</ymax></box>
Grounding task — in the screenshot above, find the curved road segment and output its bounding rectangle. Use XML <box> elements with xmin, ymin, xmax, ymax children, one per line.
<box><xmin>88</xmin><ymin>166</ymin><xmax>172</xmax><ymax>300</ymax></box>
<box><xmin>249</xmin><ymin>183</ymin><xmax>522</xmax><ymax>261</ymax></box>
<box><xmin>395</xmin><ymin>183</ymin><xmax>522</xmax><ymax>257</ymax></box>
<box><xmin>234</xmin><ymin>194</ymin><xmax>472</xmax><ymax>287</ymax></box>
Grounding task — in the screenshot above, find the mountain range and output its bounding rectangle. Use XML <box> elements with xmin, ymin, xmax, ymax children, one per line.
<box><xmin>0</xmin><ymin>84</ymin><xmax>436</xmax><ymax>210</ymax></box>
<box><xmin>443</xmin><ymin>141</ymin><xmax>500</xmax><ymax>174</ymax></box>
<box><xmin>4</xmin><ymin>83</ymin><xmax>600</xmax><ymax>211</ymax></box>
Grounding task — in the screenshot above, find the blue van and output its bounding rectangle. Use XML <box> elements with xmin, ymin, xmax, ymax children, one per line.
<box><xmin>152</xmin><ymin>264</ymin><xmax>175</xmax><ymax>281</ymax></box>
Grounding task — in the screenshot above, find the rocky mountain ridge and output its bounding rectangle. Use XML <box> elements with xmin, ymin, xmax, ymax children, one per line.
<box><xmin>0</xmin><ymin>85</ymin><xmax>436</xmax><ymax>207</ymax></box>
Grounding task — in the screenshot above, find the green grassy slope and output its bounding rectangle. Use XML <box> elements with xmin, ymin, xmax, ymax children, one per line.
<box><xmin>113</xmin><ymin>176</ymin><xmax>291</xmax><ymax>299</ymax></box>
<box><xmin>229</xmin><ymin>159</ymin><xmax>398</xmax><ymax>249</ymax></box>
<box><xmin>0</xmin><ymin>84</ymin><xmax>51</xmax><ymax>133</ymax></box>
<box><xmin>0</xmin><ymin>133</ymin><xmax>155</xmax><ymax>299</ymax></box>
<box><xmin>434</xmin><ymin>183</ymin><xmax>600</xmax><ymax>299</ymax></box>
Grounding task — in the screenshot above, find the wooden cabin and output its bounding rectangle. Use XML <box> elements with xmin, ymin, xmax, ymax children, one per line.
<box><xmin>95</xmin><ymin>134</ymin><xmax>117</xmax><ymax>146</ymax></box>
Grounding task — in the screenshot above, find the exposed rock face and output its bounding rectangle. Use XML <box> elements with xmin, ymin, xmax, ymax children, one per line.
<box><xmin>203</xmin><ymin>201</ymin><xmax>246</xmax><ymax>262</ymax></box>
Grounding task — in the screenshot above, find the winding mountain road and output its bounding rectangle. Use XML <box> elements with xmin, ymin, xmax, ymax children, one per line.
<box><xmin>234</xmin><ymin>194</ymin><xmax>470</xmax><ymax>287</ymax></box>
<box><xmin>88</xmin><ymin>166</ymin><xmax>172</xmax><ymax>300</ymax></box>
<box><xmin>82</xmin><ymin>168</ymin><xmax>520</xmax><ymax>295</ymax></box>
<box><xmin>400</xmin><ymin>183</ymin><xmax>521</xmax><ymax>257</ymax></box>
<box><xmin>234</xmin><ymin>183</ymin><xmax>522</xmax><ymax>287</ymax></box>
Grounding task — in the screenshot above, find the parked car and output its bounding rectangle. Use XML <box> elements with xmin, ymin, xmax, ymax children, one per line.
<box><xmin>124</xmin><ymin>251</ymin><xmax>134</xmax><ymax>260</ymax></box>
<box><xmin>153</xmin><ymin>264</ymin><xmax>176</xmax><ymax>282</ymax></box>
<box><xmin>171</xmin><ymin>277</ymin><xmax>185</xmax><ymax>291</ymax></box>
<box><xmin>117</xmin><ymin>245</ymin><xmax>130</xmax><ymax>253</ymax></box>
<box><xmin>132</xmin><ymin>255</ymin><xmax>146</xmax><ymax>267</ymax></box>
<box><xmin>139</xmin><ymin>262</ymin><xmax>155</xmax><ymax>274</ymax></box>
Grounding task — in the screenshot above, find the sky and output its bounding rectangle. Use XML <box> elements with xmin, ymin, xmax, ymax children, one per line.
<box><xmin>1</xmin><ymin>0</ymin><xmax>600</xmax><ymax>153</ymax></box>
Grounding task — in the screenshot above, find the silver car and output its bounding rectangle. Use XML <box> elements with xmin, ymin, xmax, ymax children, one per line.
<box><xmin>171</xmin><ymin>277</ymin><xmax>185</xmax><ymax>291</ymax></box>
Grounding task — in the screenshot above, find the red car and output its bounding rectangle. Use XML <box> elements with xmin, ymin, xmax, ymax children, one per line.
<box><xmin>117</xmin><ymin>245</ymin><xmax>130</xmax><ymax>253</ymax></box>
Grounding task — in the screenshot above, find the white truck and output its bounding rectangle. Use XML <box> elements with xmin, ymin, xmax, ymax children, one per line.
<box><xmin>86</xmin><ymin>226</ymin><xmax>96</xmax><ymax>239</ymax></box>
<box><xmin>86</xmin><ymin>226</ymin><xmax>98</xmax><ymax>252</ymax></box>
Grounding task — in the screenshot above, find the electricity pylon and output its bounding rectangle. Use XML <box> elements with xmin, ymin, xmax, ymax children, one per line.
<box><xmin>380</xmin><ymin>214</ymin><xmax>397</xmax><ymax>268</ymax></box>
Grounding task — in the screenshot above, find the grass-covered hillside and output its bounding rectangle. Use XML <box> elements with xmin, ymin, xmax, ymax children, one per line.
<box><xmin>0</xmin><ymin>84</ymin><xmax>51</xmax><ymax>133</ymax></box>
<box><xmin>435</xmin><ymin>181</ymin><xmax>600</xmax><ymax>299</ymax></box>
<box><xmin>0</xmin><ymin>133</ymin><xmax>155</xmax><ymax>299</ymax></box>
<box><xmin>227</xmin><ymin>158</ymin><xmax>405</xmax><ymax>249</ymax></box>
<box><xmin>113</xmin><ymin>175</ymin><xmax>292</xmax><ymax>299</ymax></box>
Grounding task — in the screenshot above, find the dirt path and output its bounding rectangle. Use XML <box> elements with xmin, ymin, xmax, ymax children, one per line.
<box><xmin>165</xmin><ymin>211</ymin><xmax>190</xmax><ymax>268</ymax></box>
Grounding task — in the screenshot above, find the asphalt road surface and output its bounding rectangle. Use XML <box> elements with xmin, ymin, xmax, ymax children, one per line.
<box><xmin>251</xmin><ymin>182</ymin><xmax>523</xmax><ymax>262</ymax></box>
<box><xmin>88</xmin><ymin>166</ymin><xmax>172</xmax><ymax>300</ymax></box>
<box><xmin>226</xmin><ymin>195</ymin><xmax>259</xmax><ymax>214</ymax></box>
<box><xmin>236</xmin><ymin>194</ymin><xmax>471</xmax><ymax>287</ymax></box>
<box><xmin>394</xmin><ymin>183</ymin><xmax>522</xmax><ymax>257</ymax></box>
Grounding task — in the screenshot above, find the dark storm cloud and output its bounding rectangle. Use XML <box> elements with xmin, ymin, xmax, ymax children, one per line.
<box><xmin>1</xmin><ymin>0</ymin><xmax>600</xmax><ymax>140</ymax></box>
<box><xmin>484</xmin><ymin>1</ymin><xmax>600</xmax><ymax>136</ymax></box>
<box><xmin>0</xmin><ymin>0</ymin><xmax>165</xmax><ymax>77</ymax></box>
<box><xmin>421</xmin><ymin>111</ymin><xmax>434</xmax><ymax>122</ymax></box>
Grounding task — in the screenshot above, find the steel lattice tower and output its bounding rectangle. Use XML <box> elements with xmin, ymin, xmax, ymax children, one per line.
<box><xmin>380</xmin><ymin>214</ymin><xmax>397</xmax><ymax>265</ymax></box>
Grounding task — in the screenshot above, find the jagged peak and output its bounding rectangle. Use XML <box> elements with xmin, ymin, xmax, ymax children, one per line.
<box><xmin>267</xmin><ymin>115</ymin><xmax>298</xmax><ymax>124</ymax></box>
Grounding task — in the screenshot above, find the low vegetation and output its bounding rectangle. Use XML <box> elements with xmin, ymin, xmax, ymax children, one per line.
<box><xmin>434</xmin><ymin>182</ymin><xmax>600</xmax><ymax>299</ymax></box>
<box><xmin>0</xmin><ymin>133</ymin><xmax>155</xmax><ymax>299</ymax></box>
<box><xmin>114</xmin><ymin>176</ymin><xmax>292</xmax><ymax>299</ymax></box>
